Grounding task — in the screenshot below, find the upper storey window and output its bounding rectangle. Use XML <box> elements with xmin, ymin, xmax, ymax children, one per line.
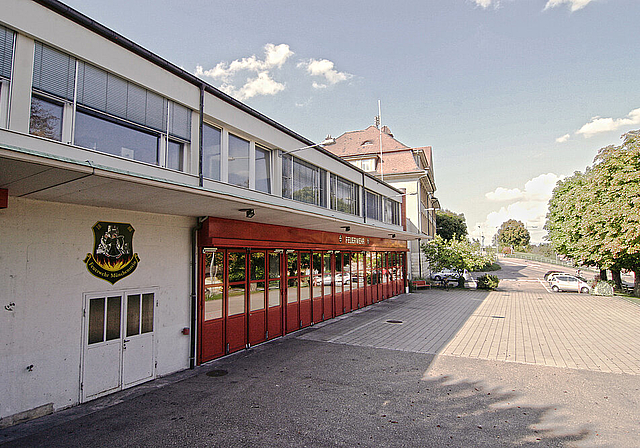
<box><xmin>330</xmin><ymin>174</ymin><xmax>359</xmax><ymax>216</ymax></box>
<box><xmin>0</xmin><ymin>25</ymin><xmax>15</xmax><ymax>128</ymax></box>
<box><xmin>282</xmin><ymin>155</ymin><xmax>326</xmax><ymax>207</ymax></box>
<box><xmin>228</xmin><ymin>133</ymin><xmax>249</xmax><ymax>188</ymax></box>
<box><xmin>29</xmin><ymin>42</ymin><xmax>191</xmax><ymax>170</ymax></box>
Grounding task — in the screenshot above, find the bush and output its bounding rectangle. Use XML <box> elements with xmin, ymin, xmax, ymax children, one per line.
<box><xmin>477</xmin><ymin>274</ymin><xmax>500</xmax><ymax>290</ymax></box>
<box><xmin>473</xmin><ymin>262</ymin><xmax>501</xmax><ymax>272</ymax></box>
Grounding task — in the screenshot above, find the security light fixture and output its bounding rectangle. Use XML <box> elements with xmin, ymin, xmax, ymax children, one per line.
<box><xmin>340</xmin><ymin>226</ymin><xmax>351</xmax><ymax>232</ymax></box>
<box><xmin>389</xmin><ymin>234</ymin><xmax>396</xmax><ymax>238</ymax></box>
<box><xmin>240</xmin><ymin>208</ymin><xmax>255</xmax><ymax>218</ymax></box>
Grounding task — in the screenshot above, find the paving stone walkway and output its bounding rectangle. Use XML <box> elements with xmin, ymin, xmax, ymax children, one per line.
<box><xmin>300</xmin><ymin>282</ymin><xmax>640</xmax><ymax>375</ymax></box>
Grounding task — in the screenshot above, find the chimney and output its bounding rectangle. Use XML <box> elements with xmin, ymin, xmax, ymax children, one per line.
<box><xmin>381</xmin><ymin>125</ymin><xmax>392</xmax><ymax>137</ymax></box>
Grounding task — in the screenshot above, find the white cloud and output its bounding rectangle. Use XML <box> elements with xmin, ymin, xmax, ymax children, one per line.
<box><xmin>220</xmin><ymin>72</ymin><xmax>285</xmax><ymax>101</ymax></box>
<box><xmin>486</xmin><ymin>187</ymin><xmax>523</xmax><ymax>202</ymax></box>
<box><xmin>544</xmin><ymin>0</ymin><xmax>596</xmax><ymax>12</ymax></box>
<box><xmin>195</xmin><ymin>44</ymin><xmax>293</xmax><ymax>100</ymax></box>
<box><xmin>575</xmin><ymin>108</ymin><xmax>640</xmax><ymax>138</ymax></box>
<box><xmin>556</xmin><ymin>134</ymin><xmax>571</xmax><ymax>143</ymax></box>
<box><xmin>298</xmin><ymin>59</ymin><xmax>352</xmax><ymax>85</ymax></box>
<box><xmin>476</xmin><ymin>173</ymin><xmax>565</xmax><ymax>244</ymax></box>
<box><xmin>472</xmin><ymin>0</ymin><xmax>495</xmax><ymax>8</ymax></box>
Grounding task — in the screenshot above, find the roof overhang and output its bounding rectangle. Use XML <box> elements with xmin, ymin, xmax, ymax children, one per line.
<box><xmin>0</xmin><ymin>144</ymin><xmax>421</xmax><ymax>242</ymax></box>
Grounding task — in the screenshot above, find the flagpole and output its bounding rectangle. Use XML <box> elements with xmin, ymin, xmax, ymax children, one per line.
<box><xmin>378</xmin><ymin>100</ymin><xmax>383</xmax><ymax>181</ymax></box>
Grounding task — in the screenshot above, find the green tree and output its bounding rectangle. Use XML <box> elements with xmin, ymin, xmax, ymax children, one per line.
<box><xmin>545</xmin><ymin>131</ymin><xmax>640</xmax><ymax>296</ymax></box>
<box><xmin>497</xmin><ymin>219</ymin><xmax>530</xmax><ymax>250</ymax></box>
<box><xmin>422</xmin><ymin>235</ymin><xmax>494</xmax><ymax>286</ymax></box>
<box><xmin>436</xmin><ymin>210</ymin><xmax>468</xmax><ymax>241</ymax></box>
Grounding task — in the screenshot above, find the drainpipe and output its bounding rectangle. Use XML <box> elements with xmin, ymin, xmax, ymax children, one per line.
<box><xmin>418</xmin><ymin>238</ymin><xmax>422</xmax><ymax>279</ymax></box>
<box><xmin>190</xmin><ymin>216</ymin><xmax>207</xmax><ymax>369</ymax></box>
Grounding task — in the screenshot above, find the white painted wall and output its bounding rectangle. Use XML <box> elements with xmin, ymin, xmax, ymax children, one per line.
<box><xmin>0</xmin><ymin>197</ymin><xmax>192</xmax><ymax>420</ymax></box>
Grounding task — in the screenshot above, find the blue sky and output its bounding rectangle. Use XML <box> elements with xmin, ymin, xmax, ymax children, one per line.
<box><xmin>63</xmin><ymin>0</ymin><xmax>640</xmax><ymax>244</ymax></box>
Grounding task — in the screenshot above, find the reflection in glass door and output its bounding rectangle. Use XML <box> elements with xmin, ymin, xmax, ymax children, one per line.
<box><xmin>248</xmin><ymin>251</ymin><xmax>267</xmax><ymax>346</ymax></box>
<box><xmin>267</xmin><ymin>251</ymin><xmax>283</xmax><ymax>339</ymax></box>
<box><xmin>299</xmin><ymin>251</ymin><xmax>312</xmax><ymax>327</ymax></box>
<box><xmin>286</xmin><ymin>251</ymin><xmax>299</xmax><ymax>333</ymax></box>
<box><xmin>226</xmin><ymin>250</ymin><xmax>247</xmax><ymax>353</ymax></box>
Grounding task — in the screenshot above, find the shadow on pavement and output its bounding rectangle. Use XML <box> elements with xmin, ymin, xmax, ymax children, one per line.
<box><xmin>1</xmin><ymin>332</ymin><xmax>590</xmax><ymax>447</ymax></box>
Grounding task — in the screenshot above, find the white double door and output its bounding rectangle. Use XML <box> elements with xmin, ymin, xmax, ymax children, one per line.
<box><xmin>82</xmin><ymin>290</ymin><xmax>156</xmax><ymax>402</ymax></box>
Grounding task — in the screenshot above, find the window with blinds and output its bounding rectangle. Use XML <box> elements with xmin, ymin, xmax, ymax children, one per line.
<box><xmin>384</xmin><ymin>197</ymin><xmax>400</xmax><ymax>225</ymax></box>
<box><xmin>365</xmin><ymin>190</ymin><xmax>382</xmax><ymax>222</ymax></box>
<box><xmin>330</xmin><ymin>173</ymin><xmax>359</xmax><ymax>216</ymax></box>
<box><xmin>32</xmin><ymin>42</ymin><xmax>75</xmax><ymax>100</ymax></box>
<box><xmin>282</xmin><ymin>155</ymin><xmax>326</xmax><ymax>207</ymax></box>
<box><xmin>0</xmin><ymin>25</ymin><xmax>14</xmax><ymax>80</ymax></box>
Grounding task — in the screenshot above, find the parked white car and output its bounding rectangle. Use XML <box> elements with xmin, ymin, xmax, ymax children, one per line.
<box><xmin>549</xmin><ymin>274</ymin><xmax>591</xmax><ymax>293</ymax></box>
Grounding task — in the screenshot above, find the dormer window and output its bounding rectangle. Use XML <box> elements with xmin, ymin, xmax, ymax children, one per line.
<box><xmin>361</xmin><ymin>140</ymin><xmax>373</xmax><ymax>146</ymax></box>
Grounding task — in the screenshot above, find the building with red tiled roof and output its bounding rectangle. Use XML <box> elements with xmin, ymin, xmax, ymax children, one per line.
<box><xmin>327</xmin><ymin>125</ymin><xmax>439</xmax><ymax>278</ymax></box>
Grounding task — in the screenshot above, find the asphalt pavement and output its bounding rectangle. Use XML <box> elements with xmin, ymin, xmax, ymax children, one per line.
<box><xmin>2</xmin><ymin>259</ymin><xmax>639</xmax><ymax>447</ymax></box>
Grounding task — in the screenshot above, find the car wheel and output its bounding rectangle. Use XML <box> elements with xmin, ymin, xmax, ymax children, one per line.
<box><xmin>551</xmin><ymin>285</ymin><xmax>560</xmax><ymax>292</ymax></box>
<box><xmin>580</xmin><ymin>287</ymin><xmax>589</xmax><ymax>294</ymax></box>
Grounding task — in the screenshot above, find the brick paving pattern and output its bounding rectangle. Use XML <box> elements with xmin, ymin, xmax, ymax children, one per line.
<box><xmin>299</xmin><ymin>281</ymin><xmax>640</xmax><ymax>374</ymax></box>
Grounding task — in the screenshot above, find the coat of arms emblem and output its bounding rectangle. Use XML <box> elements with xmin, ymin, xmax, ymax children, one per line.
<box><xmin>84</xmin><ymin>222</ymin><xmax>140</xmax><ymax>284</ymax></box>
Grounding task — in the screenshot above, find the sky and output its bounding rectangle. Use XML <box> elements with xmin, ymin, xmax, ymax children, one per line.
<box><xmin>63</xmin><ymin>0</ymin><xmax>640</xmax><ymax>244</ymax></box>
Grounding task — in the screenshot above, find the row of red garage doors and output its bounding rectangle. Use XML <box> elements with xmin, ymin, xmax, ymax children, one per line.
<box><xmin>198</xmin><ymin>249</ymin><xmax>407</xmax><ymax>363</ymax></box>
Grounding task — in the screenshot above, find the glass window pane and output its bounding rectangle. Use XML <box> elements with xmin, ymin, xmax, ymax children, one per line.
<box><xmin>126</xmin><ymin>294</ymin><xmax>141</xmax><ymax>337</ymax></box>
<box><xmin>250</xmin><ymin>281</ymin><xmax>265</xmax><ymax>311</ymax></box>
<box><xmin>204</xmin><ymin>251</ymin><xmax>223</xmax><ymax>321</ymax></box>
<box><xmin>330</xmin><ymin>174</ymin><xmax>358</xmax><ymax>216</ymax></box>
<box><xmin>228</xmin><ymin>252</ymin><xmax>246</xmax><ymax>283</ymax></box>
<box><xmin>30</xmin><ymin>96</ymin><xmax>63</xmax><ymax>141</ymax></box>
<box><xmin>335</xmin><ymin>252</ymin><xmax>343</xmax><ymax>293</ymax></box>
<box><xmin>300</xmin><ymin>252</ymin><xmax>311</xmax><ymax>275</ymax></box>
<box><xmin>287</xmin><ymin>278</ymin><xmax>298</xmax><ymax>303</ymax></box>
<box><xmin>141</xmin><ymin>293</ymin><xmax>154</xmax><ymax>333</ymax></box>
<box><xmin>269</xmin><ymin>253</ymin><xmax>281</xmax><ymax>279</ymax></box>
<box><xmin>300</xmin><ymin>277</ymin><xmax>311</xmax><ymax>301</ymax></box>
<box><xmin>323</xmin><ymin>253</ymin><xmax>331</xmax><ymax>274</ymax></box>
<box><xmin>167</xmin><ymin>140</ymin><xmax>183</xmax><ymax>171</ymax></box>
<box><xmin>75</xmin><ymin>110</ymin><xmax>159</xmax><ymax>165</ymax></box>
<box><xmin>88</xmin><ymin>298</ymin><xmax>105</xmax><ymax>344</ymax></box>
<box><xmin>228</xmin><ymin>134</ymin><xmax>249</xmax><ymax>188</ymax></box>
<box><xmin>287</xmin><ymin>252</ymin><xmax>298</xmax><ymax>277</ymax></box>
<box><xmin>202</xmin><ymin>124</ymin><xmax>221</xmax><ymax>180</ymax></box>
<box><xmin>268</xmin><ymin>280</ymin><xmax>280</xmax><ymax>307</ymax></box>
<box><xmin>250</xmin><ymin>252</ymin><xmax>265</xmax><ymax>281</ymax></box>
<box><xmin>228</xmin><ymin>285</ymin><xmax>245</xmax><ymax>315</ymax></box>
<box><xmin>282</xmin><ymin>154</ymin><xmax>293</xmax><ymax>199</ymax></box>
<box><xmin>343</xmin><ymin>254</ymin><xmax>352</xmax><ymax>290</ymax></box>
<box><xmin>106</xmin><ymin>296</ymin><xmax>121</xmax><ymax>341</ymax></box>
<box><xmin>255</xmin><ymin>146</ymin><xmax>271</xmax><ymax>193</ymax></box>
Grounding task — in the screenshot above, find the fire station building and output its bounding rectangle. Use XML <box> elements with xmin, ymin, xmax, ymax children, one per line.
<box><xmin>0</xmin><ymin>0</ymin><xmax>419</xmax><ymax>426</ymax></box>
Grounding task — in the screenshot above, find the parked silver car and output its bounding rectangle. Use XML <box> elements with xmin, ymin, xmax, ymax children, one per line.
<box><xmin>549</xmin><ymin>274</ymin><xmax>591</xmax><ymax>293</ymax></box>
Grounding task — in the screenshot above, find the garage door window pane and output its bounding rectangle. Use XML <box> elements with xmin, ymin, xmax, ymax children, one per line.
<box><xmin>127</xmin><ymin>294</ymin><xmax>141</xmax><ymax>337</ymax></box>
<box><xmin>88</xmin><ymin>298</ymin><xmax>105</xmax><ymax>344</ymax></box>
<box><xmin>141</xmin><ymin>293</ymin><xmax>154</xmax><ymax>334</ymax></box>
<box><xmin>106</xmin><ymin>296</ymin><xmax>121</xmax><ymax>341</ymax></box>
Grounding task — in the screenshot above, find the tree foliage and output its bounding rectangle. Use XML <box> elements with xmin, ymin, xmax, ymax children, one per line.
<box><xmin>422</xmin><ymin>235</ymin><xmax>494</xmax><ymax>277</ymax></box>
<box><xmin>436</xmin><ymin>210</ymin><xmax>468</xmax><ymax>241</ymax></box>
<box><xmin>497</xmin><ymin>219</ymin><xmax>530</xmax><ymax>249</ymax></box>
<box><xmin>545</xmin><ymin>130</ymin><xmax>640</xmax><ymax>296</ymax></box>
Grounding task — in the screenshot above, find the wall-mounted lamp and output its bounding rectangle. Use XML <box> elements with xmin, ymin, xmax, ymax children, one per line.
<box><xmin>340</xmin><ymin>226</ymin><xmax>351</xmax><ymax>232</ymax></box>
<box><xmin>389</xmin><ymin>234</ymin><xmax>396</xmax><ymax>238</ymax></box>
<box><xmin>239</xmin><ymin>208</ymin><xmax>255</xmax><ymax>218</ymax></box>
<box><xmin>279</xmin><ymin>136</ymin><xmax>336</xmax><ymax>157</ymax></box>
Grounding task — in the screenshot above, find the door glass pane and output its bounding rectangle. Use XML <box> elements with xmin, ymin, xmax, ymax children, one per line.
<box><xmin>88</xmin><ymin>297</ymin><xmax>105</xmax><ymax>344</ymax></box>
<box><xmin>287</xmin><ymin>278</ymin><xmax>298</xmax><ymax>303</ymax></box>
<box><xmin>106</xmin><ymin>296</ymin><xmax>121</xmax><ymax>341</ymax></box>
<box><xmin>204</xmin><ymin>251</ymin><xmax>223</xmax><ymax>320</ymax></box>
<box><xmin>300</xmin><ymin>252</ymin><xmax>311</xmax><ymax>275</ymax></box>
<box><xmin>127</xmin><ymin>294</ymin><xmax>141</xmax><ymax>337</ymax></box>
<box><xmin>300</xmin><ymin>277</ymin><xmax>311</xmax><ymax>300</ymax></box>
<box><xmin>250</xmin><ymin>282</ymin><xmax>265</xmax><ymax>311</ymax></box>
<box><xmin>323</xmin><ymin>253</ymin><xmax>331</xmax><ymax>274</ymax></box>
<box><xmin>250</xmin><ymin>252</ymin><xmax>265</xmax><ymax>281</ymax></box>
<box><xmin>269</xmin><ymin>253</ymin><xmax>281</xmax><ymax>279</ymax></box>
<box><xmin>269</xmin><ymin>280</ymin><xmax>281</xmax><ymax>306</ymax></box>
<box><xmin>141</xmin><ymin>293</ymin><xmax>154</xmax><ymax>333</ymax></box>
<box><xmin>312</xmin><ymin>253</ymin><xmax>322</xmax><ymax>298</ymax></box>
<box><xmin>343</xmin><ymin>253</ymin><xmax>351</xmax><ymax>291</ymax></box>
<box><xmin>335</xmin><ymin>252</ymin><xmax>343</xmax><ymax>293</ymax></box>
<box><xmin>228</xmin><ymin>285</ymin><xmax>245</xmax><ymax>315</ymax></box>
<box><xmin>229</xmin><ymin>252</ymin><xmax>246</xmax><ymax>283</ymax></box>
<box><xmin>287</xmin><ymin>252</ymin><xmax>298</xmax><ymax>277</ymax></box>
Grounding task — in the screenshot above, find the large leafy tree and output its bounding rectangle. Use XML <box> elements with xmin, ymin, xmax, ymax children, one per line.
<box><xmin>545</xmin><ymin>131</ymin><xmax>640</xmax><ymax>296</ymax></box>
<box><xmin>497</xmin><ymin>219</ymin><xmax>530</xmax><ymax>250</ymax></box>
<box><xmin>436</xmin><ymin>210</ymin><xmax>468</xmax><ymax>241</ymax></box>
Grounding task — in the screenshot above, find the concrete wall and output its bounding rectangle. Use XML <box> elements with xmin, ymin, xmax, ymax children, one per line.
<box><xmin>0</xmin><ymin>197</ymin><xmax>193</xmax><ymax>420</ymax></box>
